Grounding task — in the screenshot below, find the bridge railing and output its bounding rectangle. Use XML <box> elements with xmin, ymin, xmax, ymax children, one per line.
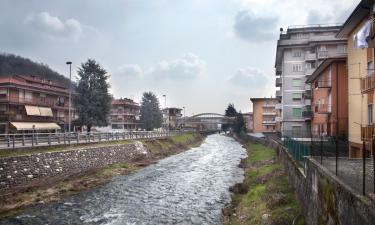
<box><xmin>0</xmin><ymin>130</ymin><xmax>186</xmax><ymax>150</ymax></box>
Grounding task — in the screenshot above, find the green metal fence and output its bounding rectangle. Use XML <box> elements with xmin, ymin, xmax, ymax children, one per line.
<box><xmin>283</xmin><ymin>136</ymin><xmax>310</xmax><ymax>166</ymax></box>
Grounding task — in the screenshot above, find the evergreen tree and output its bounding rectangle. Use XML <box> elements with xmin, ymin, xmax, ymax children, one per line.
<box><xmin>234</xmin><ymin>112</ymin><xmax>246</xmax><ymax>134</ymax></box>
<box><xmin>222</xmin><ymin>103</ymin><xmax>238</xmax><ymax>131</ymax></box>
<box><xmin>73</xmin><ymin>59</ymin><xmax>112</xmax><ymax>132</ymax></box>
<box><xmin>140</xmin><ymin>92</ymin><xmax>163</xmax><ymax>131</ymax></box>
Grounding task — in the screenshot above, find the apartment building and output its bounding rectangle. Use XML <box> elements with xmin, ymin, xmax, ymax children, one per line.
<box><xmin>162</xmin><ymin>107</ymin><xmax>182</xmax><ymax>130</ymax></box>
<box><xmin>250</xmin><ymin>98</ymin><xmax>279</xmax><ymax>133</ymax></box>
<box><xmin>0</xmin><ymin>75</ymin><xmax>73</xmax><ymax>133</ymax></box>
<box><xmin>336</xmin><ymin>0</ymin><xmax>374</xmax><ymax>157</ymax></box>
<box><xmin>306</xmin><ymin>57</ymin><xmax>348</xmax><ymax>138</ymax></box>
<box><xmin>275</xmin><ymin>25</ymin><xmax>347</xmax><ymax>137</ymax></box>
<box><xmin>109</xmin><ymin>98</ymin><xmax>140</xmax><ymax>130</ymax></box>
<box><xmin>242</xmin><ymin>112</ymin><xmax>253</xmax><ymax>132</ymax></box>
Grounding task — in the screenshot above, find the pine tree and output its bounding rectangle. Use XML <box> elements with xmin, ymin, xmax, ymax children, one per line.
<box><xmin>73</xmin><ymin>59</ymin><xmax>112</xmax><ymax>132</ymax></box>
<box><xmin>140</xmin><ymin>92</ymin><xmax>163</xmax><ymax>131</ymax></box>
<box><xmin>234</xmin><ymin>112</ymin><xmax>246</xmax><ymax>134</ymax></box>
<box><xmin>223</xmin><ymin>103</ymin><xmax>238</xmax><ymax>131</ymax></box>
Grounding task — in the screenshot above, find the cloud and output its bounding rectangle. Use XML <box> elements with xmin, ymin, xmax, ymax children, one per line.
<box><xmin>233</xmin><ymin>10</ymin><xmax>278</xmax><ymax>42</ymax></box>
<box><xmin>25</xmin><ymin>12</ymin><xmax>83</xmax><ymax>40</ymax></box>
<box><xmin>116</xmin><ymin>64</ymin><xmax>143</xmax><ymax>79</ymax></box>
<box><xmin>229</xmin><ymin>67</ymin><xmax>268</xmax><ymax>88</ymax></box>
<box><xmin>147</xmin><ymin>53</ymin><xmax>206</xmax><ymax>79</ymax></box>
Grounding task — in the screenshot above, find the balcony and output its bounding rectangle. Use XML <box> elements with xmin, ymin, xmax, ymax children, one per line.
<box><xmin>361</xmin><ymin>124</ymin><xmax>374</xmax><ymax>141</ymax></box>
<box><xmin>262</xmin><ymin>112</ymin><xmax>277</xmax><ymax>116</ymax></box>
<box><xmin>302</xmin><ymin>109</ymin><xmax>313</xmax><ymax>118</ymax></box>
<box><xmin>275</xmin><ymin>116</ymin><xmax>282</xmax><ymax>122</ymax></box>
<box><xmin>316</xmin><ymin>80</ymin><xmax>331</xmax><ymax>88</ymax></box>
<box><xmin>0</xmin><ymin>96</ymin><xmax>69</xmax><ymax>109</ymax></box>
<box><xmin>303</xmin><ymin>90</ymin><xmax>312</xmax><ymax>99</ymax></box>
<box><xmin>305</xmin><ymin>99</ymin><xmax>311</xmax><ymax>105</ymax></box>
<box><xmin>305</xmin><ymin>52</ymin><xmax>316</xmax><ymax>61</ymax></box>
<box><xmin>360</xmin><ymin>73</ymin><xmax>375</xmax><ymax>93</ymax></box>
<box><xmin>276</xmin><ymin>90</ymin><xmax>282</xmax><ymax>99</ymax></box>
<box><xmin>305</xmin><ymin>68</ymin><xmax>315</xmax><ymax>75</ymax></box>
<box><xmin>275</xmin><ymin>104</ymin><xmax>282</xmax><ymax>110</ymax></box>
<box><xmin>263</xmin><ymin>104</ymin><xmax>276</xmax><ymax>108</ymax></box>
<box><xmin>314</xmin><ymin>104</ymin><xmax>331</xmax><ymax>114</ymax></box>
<box><xmin>262</xmin><ymin>120</ymin><xmax>277</xmax><ymax>125</ymax></box>
<box><xmin>317</xmin><ymin>50</ymin><xmax>328</xmax><ymax>59</ymax></box>
<box><xmin>276</xmin><ymin>77</ymin><xmax>282</xmax><ymax>87</ymax></box>
<box><xmin>276</xmin><ymin>65</ymin><xmax>282</xmax><ymax>75</ymax></box>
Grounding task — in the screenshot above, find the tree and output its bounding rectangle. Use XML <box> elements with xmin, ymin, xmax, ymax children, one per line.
<box><xmin>73</xmin><ymin>59</ymin><xmax>112</xmax><ymax>132</ymax></box>
<box><xmin>222</xmin><ymin>103</ymin><xmax>238</xmax><ymax>131</ymax></box>
<box><xmin>140</xmin><ymin>92</ymin><xmax>163</xmax><ymax>131</ymax></box>
<box><xmin>234</xmin><ymin>112</ymin><xmax>246</xmax><ymax>134</ymax></box>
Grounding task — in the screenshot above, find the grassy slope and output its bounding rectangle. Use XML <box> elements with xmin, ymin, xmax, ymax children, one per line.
<box><xmin>225</xmin><ymin>143</ymin><xmax>305</xmax><ymax>225</ymax></box>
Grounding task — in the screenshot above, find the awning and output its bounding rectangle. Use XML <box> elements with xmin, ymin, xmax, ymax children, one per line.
<box><xmin>25</xmin><ymin>105</ymin><xmax>40</xmax><ymax>116</ymax></box>
<box><xmin>10</xmin><ymin>122</ymin><xmax>61</xmax><ymax>130</ymax></box>
<box><xmin>39</xmin><ymin>107</ymin><xmax>53</xmax><ymax>117</ymax></box>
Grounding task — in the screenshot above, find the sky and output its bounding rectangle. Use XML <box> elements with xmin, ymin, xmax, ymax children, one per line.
<box><xmin>0</xmin><ymin>0</ymin><xmax>358</xmax><ymax>115</ymax></box>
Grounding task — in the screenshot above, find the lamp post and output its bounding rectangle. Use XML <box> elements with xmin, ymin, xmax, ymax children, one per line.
<box><xmin>162</xmin><ymin>94</ymin><xmax>166</xmax><ymax>109</ymax></box>
<box><xmin>66</xmin><ymin>61</ymin><xmax>72</xmax><ymax>133</ymax></box>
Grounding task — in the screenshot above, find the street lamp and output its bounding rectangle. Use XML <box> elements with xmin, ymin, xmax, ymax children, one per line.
<box><xmin>66</xmin><ymin>61</ymin><xmax>72</xmax><ymax>133</ymax></box>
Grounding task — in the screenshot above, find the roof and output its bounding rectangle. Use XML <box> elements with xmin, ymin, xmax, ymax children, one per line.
<box><xmin>306</xmin><ymin>57</ymin><xmax>347</xmax><ymax>83</ymax></box>
<box><xmin>250</xmin><ymin>97</ymin><xmax>277</xmax><ymax>102</ymax></box>
<box><xmin>336</xmin><ymin>0</ymin><xmax>372</xmax><ymax>38</ymax></box>
<box><xmin>0</xmin><ymin>75</ymin><xmax>70</xmax><ymax>94</ymax></box>
<box><xmin>112</xmin><ymin>98</ymin><xmax>139</xmax><ymax>107</ymax></box>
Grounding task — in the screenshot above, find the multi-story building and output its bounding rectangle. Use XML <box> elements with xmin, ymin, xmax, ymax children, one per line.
<box><xmin>275</xmin><ymin>25</ymin><xmax>347</xmax><ymax>137</ymax></box>
<box><xmin>305</xmin><ymin>57</ymin><xmax>348</xmax><ymax>138</ymax></box>
<box><xmin>109</xmin><ymin>98</ymin><xmax>140</xmax><ymax>130</ymax></box>
<box><xmin>242</xmin><ymin>112</ymin><xmax>253</xmax><ymax>132</ymax></box>
<box><xmin>0</xmin><ymin>75</ymin><xmax>73</xmax><ymax>133</ymax></box>
<box><xmin>250</xmin><ymin>98</ymin><xmax>280</xmax><ymax>133</ymax></box>
<box><xmin>162</xmin><ymin>107</ymin><xmax>182</xmax><ymax>130</ymax></box>
<box><xmin>336</xmin><ymin>0</ymin><xmax>374</xmax><ymax>157</ymax></box>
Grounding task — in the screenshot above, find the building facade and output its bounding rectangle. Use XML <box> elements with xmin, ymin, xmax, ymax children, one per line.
<box><xmin>0</xmin><ymin>75</ymin><xmax>73</xmax><ymax>133</ymax></box>
<box><xmin>242</xmin><ymin>112</ymin><xmax>253</xmax><ymax>132</ymax></box>
<box><xmin>162</xmin><ymin>107</ymin><xmax>182</xmax><ymax>130</ymax></box>
<box><xmin>109</xmin><ymin>98</ymin><xmax>140</xmax><ymax>130</ymax></box>
<box><xmin>251</xmin><ymin>98</ymin><xmax>280</xmax><ymax>133</ymax></box>
<box><xmin>306</xmin><ymin>57</ymin><xmax>348</xmax><ymax>138</ymax></box>
<box><xmin>275</xmin><ymin>25</ymin><xmax>347</xmax><ymax>137</ymax></box>
<box><xmin>337</xmin><ymin>0</ymin><xmax>374</xmax><ymax>158</ymax></box>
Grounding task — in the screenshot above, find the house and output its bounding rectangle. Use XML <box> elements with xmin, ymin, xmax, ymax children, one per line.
<box><xmin>162</xmin><ymin>107</ymin><xmax>182</xmax><ymax>130</ymax></box>
<box><xmin>305</xmin><ymin>57</ymin><xmax>348</xmax><ymax>138</ymax></box>
<box><xmin>275</xmin><ymin>24</ymin><xmax>347</xmax><ymax>137</ymax></box>
<box><xmin>0</xmin><ymin>75</ymin><xmax>74</xmax><ymax>133</ymax></box>
<box><xmin>242</xmin><ymin>112</ymin><xmax>253</xmax><ymax>132</ymax></box>
<box><xmin>336</xmin><ymin>0</ymin><xmax>374</xmax><ymax>157</ymax></box>
<box><xmin>109</xmin><ymin>98</ymin><xmax>141</xmax><ymax>131</ymax></box>
<box><xmin>250</xmin><ymin>98</ymin><xmax>280</xmax><ymax>133</ymax></box>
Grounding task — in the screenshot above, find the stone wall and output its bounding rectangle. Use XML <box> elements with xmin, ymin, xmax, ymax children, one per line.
<box><xmin>241</xmin><ymin>134</ymin><xmax>375</xmax><ymax>225</ymax></box>
<box><xmin>0</xmin><ymin>141</ymin><xmax>148</xmax><ymax>192</ymax></box>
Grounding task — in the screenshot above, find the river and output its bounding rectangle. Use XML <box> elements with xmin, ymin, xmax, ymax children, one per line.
<box><xmin>1</xmin><ymin>134</ymin><xmax>247</xmax><ymax>225</ymax></box>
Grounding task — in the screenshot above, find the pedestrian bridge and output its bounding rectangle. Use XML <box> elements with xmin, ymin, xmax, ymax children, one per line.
<box><xmin>178</xmin><ymin>113</ymin><xmax>235</xmax><ymax>131</ymax></box>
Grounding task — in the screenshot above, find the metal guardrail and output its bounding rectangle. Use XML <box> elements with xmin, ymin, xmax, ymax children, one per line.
<box><xmin>0</xmin><ymin>131</ymin><xmax>186</xmax><ymax>150</ymax></box>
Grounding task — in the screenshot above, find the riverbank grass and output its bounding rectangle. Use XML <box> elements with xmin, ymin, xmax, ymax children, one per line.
<box><xmin>225</xmin><ymin>143</ymin><xmax>305</xmax><ymax>225</ymax></box>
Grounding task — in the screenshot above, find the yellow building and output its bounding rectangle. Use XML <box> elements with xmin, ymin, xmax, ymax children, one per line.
<box><xmin>337</xmin><ymin>0</ymin><xmax>374</xmax><ymax>157</ymax></box>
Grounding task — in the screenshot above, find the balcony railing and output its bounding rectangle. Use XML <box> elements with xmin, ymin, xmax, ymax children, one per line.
<box><xmin>360</xmin><ymin>73</ymin><xmax>375</xmax><ymax>93</ymax></box>
<box><xmin>263</xmin><ymin>104</ymin><xmax>276</xmax><ymax>108</ymax></box>
<box><xmin>317</xmin><ymin>50</ymin><xmax>328</xmax><ymax>59</ymax></box>
<box><xmin>361</xmin><ymin>124</ymin><xmax>374</xmax><ymax>141</ymax></box>
<box><xmin>262</xmin><ymin>120</ymin><xmax>277</xmax><ymax>124</ymax></box>
<box><xmin>0</xmin><ymin>96</ymin><xmax>69</xmax><ymax>108</ymax></box>
<box><xmin>303</xmin><ymin>90</ymin><xmax>312</xmax><ymax>99</ymax></box>
<box><xmin>305</xmin><ymin>68</ymin><xmax>315</xmax><ymax>75</ymax></box>
<box><xmin>314</xmin><ymin>104</ymin><xmax>331</xmax><ymax>114</ymax></box>
<box><xmin>276</xmin><ymin>90</ymin><xmax>282</xmax><ymax>98</ymax></box>
<box><xmin>262</xmin><ymin>112</ymin><xmax>277</xmax><ymax>116</ymax></box>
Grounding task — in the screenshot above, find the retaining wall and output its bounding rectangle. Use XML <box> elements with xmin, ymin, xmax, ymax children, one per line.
<box><xmin>241</xmin><ymin>134</ymin><xmax>375</xmax><ymax>225</ymax></box>
<box><xmin>0</xmin><ymin>141</ymin><xmax>148</xmax><ymax>192</ymax></box>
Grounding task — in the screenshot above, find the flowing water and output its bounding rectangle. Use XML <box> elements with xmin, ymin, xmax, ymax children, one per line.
<box><xmin>2</xmin><ymin>134</ymin><xmax>247</xmax><ymax>225</ymax></box>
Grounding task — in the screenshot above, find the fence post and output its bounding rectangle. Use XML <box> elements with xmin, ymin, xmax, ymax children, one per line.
<box><xmin>22</xmin><ymin>133</ymin><xmax>25</xmax><ymax>146</ymax></box>
<box><xmin>48</xmin><ymin>134</ymin><xmax>51</xmax><ymax>146</ymax></box>
<box><xmin>31</xmin><ymin>133</ymin><xmax>34</xmax><ymax>147</ymax></box>
<box><xmin>63</xmin><ymin>132</ymin><xmax>66</xmax><ymax>145</ymax></box>
<box><xmin>77</xmin><ymin>133</ymin><xmax>79</xmax><ymax>144</ymax></box>
<box><xmin>363</xmin><ymin>141</ymin><xmax>366</xmax><ymax>195</ymax></box>
<box><xmin>12</xmin><ymin>134</ymin><xmax>15</xmax><ymax>149</ymax></box>
<box><xmin>35</xmin><ymin>133</ymin><xmax>38</xmax><ymax>145</ymax></box>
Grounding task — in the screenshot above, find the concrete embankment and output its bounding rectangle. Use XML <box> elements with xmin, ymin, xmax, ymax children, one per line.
<box><xmin>0</xmin><ymin>132</ymin><xmax>204</xmax><ymax>218</ymax></box>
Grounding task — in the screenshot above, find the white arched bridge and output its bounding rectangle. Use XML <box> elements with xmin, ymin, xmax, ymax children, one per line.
<box><xmin>177</xmin><ymin>113</ymin><xmax>235</xmax><ymax>131</ymax></box>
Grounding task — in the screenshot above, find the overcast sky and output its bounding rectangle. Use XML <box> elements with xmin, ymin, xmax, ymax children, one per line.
<box><xmin>0</xmin><ymin>0</ymin><xmax>358</xmax><ymax>115</ymax></box>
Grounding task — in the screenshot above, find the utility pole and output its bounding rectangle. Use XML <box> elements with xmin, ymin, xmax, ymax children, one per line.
<box><xmin>66</xmin><ymin>61</ymin><xmax>72</xmax><ymax>133</ymax></box>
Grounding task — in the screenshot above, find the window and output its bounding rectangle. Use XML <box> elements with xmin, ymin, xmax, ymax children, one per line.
<box><xmin>292</xmin><ymin>93</ymin><xmax>302</xmax><ymax>100</ymax></box>
<box><xmin>368</xmin><ymin>61</ymin><xmax>374</xmax><ymax>76</ymax></box>
<box><xmin>292</xmin><ymin>64</ymin><xmax>303</xmax><ymax>72</ymax></box>
<box><xmin>292</xmin><ymin>79</ymin><xmax>302</xmax><ymax>87</ymax></box>
<box><xmin>0</xmin><ymin>89</ymin><xmax>7</xmax><ymax>98</ymax></box>
<box><xmin>292</xmin><ymin>108</ymin><xmax>302</xmax><ymax>117</ymax></box>
<box><xmin>368</xmin><ymin>104</ymin><xmax>373</xmax><ymax>124</ymax></box>
<box><xmin>293</xmin><ymin>51</ymin><xmax>301</xmax><ymax>57</ymax></box>
<box><xmin>338</xmin><ymin>45</ymin><xmax>347</xmax><ymax>54</ymax></box>
<box><xmin>319</xmin><ymin>45</ymin><xmax>327</xmax><ymax>51</ymax></box>
<box><xmin>0</xmin><ymin>105</ymin><xmax>6</xmax><ymax>111</ymax></box>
